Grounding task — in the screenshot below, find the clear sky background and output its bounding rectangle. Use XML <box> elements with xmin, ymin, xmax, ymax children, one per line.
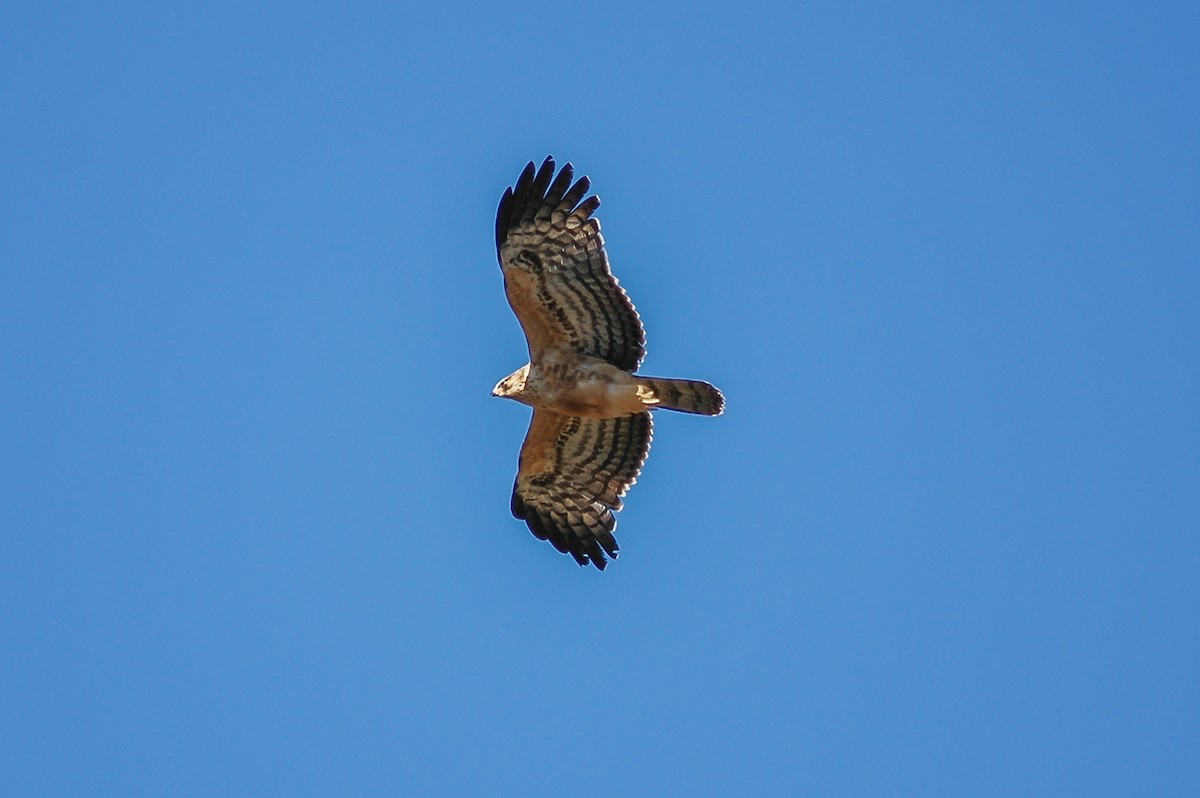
<box><xmin>3</xmin><ymin>2</ymin><xmax>1197</xmax><ymax>795</ymax></box>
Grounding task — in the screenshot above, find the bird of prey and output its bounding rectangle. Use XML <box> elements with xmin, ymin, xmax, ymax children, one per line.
<box><xmin>492</xmin><ymin>156</ymin><xmax>724</xmax><ymax>570</ymax></box>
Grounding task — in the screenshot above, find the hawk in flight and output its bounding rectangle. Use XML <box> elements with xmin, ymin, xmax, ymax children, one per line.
<box><xmin>493</xmin><ymin>156</ymin><xmax>724</xmax><ymax>570</ymax></box>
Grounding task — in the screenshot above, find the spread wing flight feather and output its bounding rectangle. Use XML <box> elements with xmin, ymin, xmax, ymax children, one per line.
<box><xmin>510</xmin><ymin>410</ymin><xmax>653</xmax><ymax>570</ymax></box>
<box><xmin>495</xmin><ymin>156</ymin><xmax>646</xmax><ymax>372</ymax></box>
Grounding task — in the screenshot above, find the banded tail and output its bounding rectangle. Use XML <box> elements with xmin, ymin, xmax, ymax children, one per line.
<box><xmin>638</xmin><ymin>377</ymin><xmax>725</xmax><ymax>416</ymax></box>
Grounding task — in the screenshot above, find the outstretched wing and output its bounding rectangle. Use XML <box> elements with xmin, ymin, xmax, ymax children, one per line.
<box><xmin>510</xmin><ymin>410</ymin><xmax>653</xmax><ymax>570</ymax></box>
<box><xmin>496</xmin><ymin>156</ymin><xmax>646</xmax><ymax>372</ymax></box>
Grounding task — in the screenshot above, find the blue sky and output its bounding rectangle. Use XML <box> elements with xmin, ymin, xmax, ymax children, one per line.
<box><xmin>3</xmin><ymin>1</ymin><xmax>1197</xmax><ymax>794</ymax></box>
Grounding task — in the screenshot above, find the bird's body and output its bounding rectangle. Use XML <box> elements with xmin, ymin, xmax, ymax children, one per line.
<box><xmin>493</xmin><ymin>156</ymin><xmax>723</xmax><ymax>569</ymax></box>
<box><xmin>496</xmin><ymin>352</ymin><xmax>651</xmax><ymax>419</ymax></box>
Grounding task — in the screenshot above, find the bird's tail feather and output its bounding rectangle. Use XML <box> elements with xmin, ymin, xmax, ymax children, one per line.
<box><xmin>637</xmin><ymin>377</ymin><xmax>725</xmax><ymax>416</ymax></box>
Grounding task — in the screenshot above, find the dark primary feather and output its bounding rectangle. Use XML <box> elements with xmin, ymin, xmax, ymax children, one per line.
<box><xmin>496</xmin><ymin>156</ymin><xmax>647</xmax><ymax>372</ymax></box>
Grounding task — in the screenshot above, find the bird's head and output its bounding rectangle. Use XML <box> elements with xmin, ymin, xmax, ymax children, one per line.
<box><xmin>492</xmin><ymin>364</ymin><xmax>530</xmax><ymax>400</ymax></box>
